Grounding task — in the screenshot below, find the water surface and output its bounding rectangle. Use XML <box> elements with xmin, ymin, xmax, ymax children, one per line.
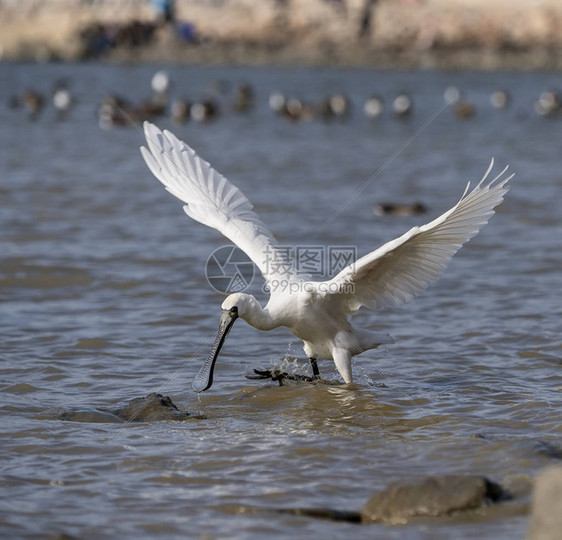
<box><xmin>1</xmin><ymin>63</ymin><xmax>561</xmax><ymax>538</ymax></box>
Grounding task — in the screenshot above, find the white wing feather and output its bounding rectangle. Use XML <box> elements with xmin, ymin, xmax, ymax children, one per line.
<box><xmin>140</xmin><ymin>122</ymin><xmax>297</xmax><ymax>282</ymax></box>
<box><xmin>324</xmin><ymin>160</ymin><xmax>513</xmax><ymax>312</ymax></box>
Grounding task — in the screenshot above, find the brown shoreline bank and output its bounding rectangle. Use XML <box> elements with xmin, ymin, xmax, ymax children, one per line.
<box><xmin>103</xmin><ymin>41</ymin><xmax>562</xmax><ymax>71</ymax></box>
<box><xmin>2</xmin><ymin>0</ymin><xmax>562</xmax><ymax>70</ymax></box>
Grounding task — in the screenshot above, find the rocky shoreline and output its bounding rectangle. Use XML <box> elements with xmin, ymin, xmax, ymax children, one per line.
<box><xmin>2</xmin><ymin>0</ymin><xmax>562</xmax><ymax>69</ymax></box>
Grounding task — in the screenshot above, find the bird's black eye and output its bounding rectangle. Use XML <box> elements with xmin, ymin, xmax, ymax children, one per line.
<box><xmin>230</xmin><ymin>306</ymin><xmax>238</xmax><ymax>316</ymax></box>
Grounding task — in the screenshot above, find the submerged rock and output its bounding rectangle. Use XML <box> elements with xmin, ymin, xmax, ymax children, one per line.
<box><xmin>250</xmin><ymin>475</ymin><xmax>514</xmax><ymax>526</ymax></box>
<box><xmin>58</xmin><ymin>408</ymin><xmax>122</xmax><ymax>423</ymax></box>
<box><xmin>361</xmin><ymin>475</ymin><xmax>509</xmax><ymax>524</ymax></box>
<box><xmin>527</xmin><ymin>467</ymin><xmax>562</xmax><ymax>540</ymax></box>
<box><xmin>59</xmin><ymin>393</ymin><xmax>196</xmax><ymax>423</ymax></box>
<box><xmin>111</xmin><ymin>393</ymin><xmax>192</xmax><ymax>422</ymax></box>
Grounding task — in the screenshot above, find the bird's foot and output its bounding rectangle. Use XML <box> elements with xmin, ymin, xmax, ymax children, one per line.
<box><xmin>246</xmin><ymin>368</ymin><xmax>317</xmax><ymax>386</ymax></box>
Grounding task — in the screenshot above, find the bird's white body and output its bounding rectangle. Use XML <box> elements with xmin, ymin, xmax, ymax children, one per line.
<box><xmin>232</xmin><ymin>287</ymin><xmax>394</xmax><ymax>382</ymax></box>
<box><xmin>140</xmin><ymin>122</ymin><xmax>513</xmax><ymax>387</ymax></box>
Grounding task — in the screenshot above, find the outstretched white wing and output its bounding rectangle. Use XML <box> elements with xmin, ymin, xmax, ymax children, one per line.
<box><xmin>140</xmin><ymin>122</ymin><xmax>298</xmax><ymax>282</ymax></box>
<box><xmin>323</xmin><ymin>160</ymin><xmax>513</xmax><ymax>312</ymax></box>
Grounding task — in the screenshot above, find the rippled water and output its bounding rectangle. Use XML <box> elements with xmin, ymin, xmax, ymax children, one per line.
<box><xmin>1</xmin><ymin>63</ymin><xmax>561</xmax><ymax>538</ymax></box>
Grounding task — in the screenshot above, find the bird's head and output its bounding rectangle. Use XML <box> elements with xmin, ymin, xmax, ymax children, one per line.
<box><xmin>191</xmin><ymin>293</ymin><xmax>257</xmax><ymax>393</ymax></box>
<box><xmin>220</xmin><ymin>293</ymin><xmax>255</xmax><ymax>320</ymax></box>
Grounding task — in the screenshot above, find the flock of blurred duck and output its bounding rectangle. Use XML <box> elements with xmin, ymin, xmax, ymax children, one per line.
<box><xmin>8</xmin><ymin>69</ymin><xmax>562</xmax><ymax>127</ymax></box>
<box><xmin>6</xmin><ymin>69</ymin><xmax>561</xmax><ymax>218</ymax></box>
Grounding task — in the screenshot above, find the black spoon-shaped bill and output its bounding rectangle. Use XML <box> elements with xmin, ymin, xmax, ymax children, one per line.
<box><xmin>192</xmin><ymin>307</ymin><xmax>239</xmax><ymax>393</ymax></box>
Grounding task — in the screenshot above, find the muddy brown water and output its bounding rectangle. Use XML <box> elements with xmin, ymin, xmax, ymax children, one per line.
<box><xmin>1</xmin><ymin>63</ymin><xmax>561</xmax><ymax>538</ymax></box>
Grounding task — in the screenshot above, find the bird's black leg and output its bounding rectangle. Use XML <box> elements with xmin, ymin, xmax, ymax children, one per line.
<box><xmin>247</xmin><ymin>358</ymin><xmax>320</xmax><ymax>385</ymax></box>
<box><xmin>247</xmin><ymin>368</ymin><xmax>315</xmax><ymax>385</ymax></box>
<box><xmin>309</xmin><ymin>357</ymin><xmax>320</xmax><ymax>379</ymax></box>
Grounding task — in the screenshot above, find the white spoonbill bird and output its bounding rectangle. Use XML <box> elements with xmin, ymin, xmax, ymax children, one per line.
<box><xmin>140</xmin><ymin>122</ymin><xmax>513</xmax><ymax>392</ymax></box>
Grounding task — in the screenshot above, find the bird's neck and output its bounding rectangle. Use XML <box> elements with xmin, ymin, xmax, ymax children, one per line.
<box><xmin>242</xmin><ymin>296</ymin><xmax>277</xmax><ymax>331</ymax></box>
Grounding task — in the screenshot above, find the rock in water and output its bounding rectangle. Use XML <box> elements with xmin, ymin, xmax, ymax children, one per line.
<box><xmin>111</xmin><ymin>393</ymin><xmax>191</xmax><ymax>422</ymax></box>
<box><xmin>58</xmin><ymin>408</ymin><xmax>123</xmax><ymax>423</ymax></box>
<box><xmin>362</xmin><ymin>475</ymin><xmax>508</xmax><ymax>524</ymax></box>
<box><xmin>58</xmin><ymin>393</ymin><xmax>196</xmax><ymax>423</ymax></box>
<box><xmin>527</xmin><ymin>467</ymin><xmax>562</xmax><ymax>540</ymax></box>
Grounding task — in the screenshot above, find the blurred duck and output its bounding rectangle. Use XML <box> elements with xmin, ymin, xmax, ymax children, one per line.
<box><xmin>171</xmin><ymin>98</ymin><xmax>191</xmax><ymax>124</ymax></box>
<box><xmin>53</xmin><ymin>80</ymin><xmax>73</xmax><ymax>119</ymax></box>
<box><xmin>443</xmin><ymin>85</ymin><xmax>460</xmax><ymax>104</ymax></box>
<box><xmin>284</xmin><ymin>98</ymin><xmax>304</xmax><ymax>121</ymax></box>
<box><xmin>139</xmin><ymin>99</ymin><xmax>166</xmax><ymax>118</ymax></box>
<box><xmin>269</xmin><ymin>91</ymin><xmax>286</xmax><ymax>114</ymax></box>
<box><xmin>269</xmin><ymin>92</ymin><xmax>314</xmax><ymax>122</ymax></box>
<box><xmin>374</xmin><ymin>202</ymin><xmax>427</xmax><ymax>217</ymax></box>
<box><xmin>98</xmin><ymin>94</ymin><xmax>140</xmax><ymax>129</ymax></box>
<box><xmin>534</xmin><ymin>90</ymin><xmax>561</xmax><ymax>117</ymax></box>
<box><xmin>363</xmin><ymin>94</ymin><xmax>384</xmax><ymax>118</ymax></box>
<box><xmin>98</xmin><ymin>93</ymin><xmax>165</xmax><ymax>129</ymax></box>
<box><xmin>147</xmin><ymin>70</ymin><xmax>170</xmax><ymax>117</ymax></box>
<box><xmin>329</xmin><ymin>93</ymin><xmax>350</xmax><ymax>119</ymax></box>
<box><xmin>490</xmin><ymin>90</ymin><xmax>510</xmax><ymax>109</ymax></box>
<box><xmin>190</xmin><ymin>100</ymin><xmax>218</xmax><ymax>122</ymax></box>
<box><xmin>151</xmin><ymin>70</ymin><xmax>170</xmax><ymax>95</ymax></box>
<box><xmin>392</xmin><ymin>93</ymin><xmax>412</xmax><ymax>118</ymax></box>
<box><xmin>232</xmin><ymin>83</ymin><xmax>254</xmax><ymax>112</ymax></box>
<box><xmin>444</xmin><ymin>86</ymin><xmax>476</xmax><ymax>119</ymax></box>
<box><xmin>454</xmin><ymin>100</ymin><xmax>476</xmax><ymax>119</ymax></box>
<box><xmin>282</xmin><ymin>98</ymin><xmax>314</xmax><ymax>122</ymax></box>
<box><xmin>317</xmin><ymin>93</ymin><xmax>350</xmax><ymax>121</ymax></box>
<box><xmin>21</xmin><ymin>89</ymin><xmax>45</xmax><ymax>120</ymax></box>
